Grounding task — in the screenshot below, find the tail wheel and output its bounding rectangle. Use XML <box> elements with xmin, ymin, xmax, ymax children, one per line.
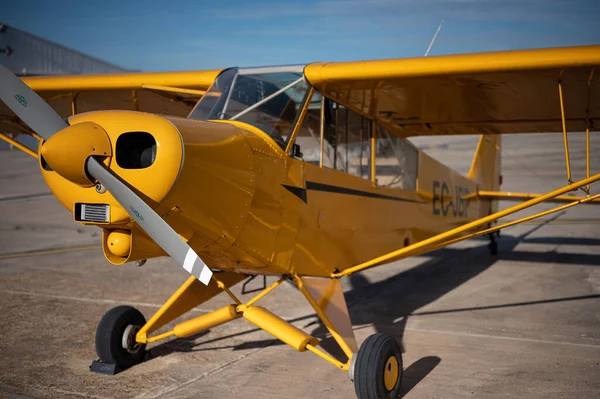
<box><xmin>488</xmin><ymin>240</ymin><xmax>499</xmax><ymax>256</ymax></box>
<box><xmin>488</xmin><ymin>232</ymin><xmax>499</xmax><ymax>255</ymax></box>
<box><xmin>353</xmin><ymin>333</ymin><xmax>403</xmax><ymax>399</ymax></box>
<box><xmin>95</xmin><ymin>305</ymin><xmax>147</xmax><ymax>368</ymax></box>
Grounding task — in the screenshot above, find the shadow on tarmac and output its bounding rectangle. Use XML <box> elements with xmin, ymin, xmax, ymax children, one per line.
<box><xmin>147</xmin><ymin>213</ymin><xmax>600</xmax><ymax>395</ymax></box>
<box><xmin>399</xmin><ymin>356</ymin><xmax>442</xmax><ymax>398</ymax></box>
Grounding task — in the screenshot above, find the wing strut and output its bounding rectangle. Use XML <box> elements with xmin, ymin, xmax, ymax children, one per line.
<box><xmin>585</xmin><ymin>68</ymin><xmax>595</xmax><ymax>193</ymax></box>
<box><xmin>559</xmin><ymin>68</ymin><xmax>596</xmax><ymax>195</ymax></box>
<box><xmin>332</xmin><ymin>170</ymin><xmax>600</xmax><ymax>278</ymax></box>
<box><xmin>430</xmin><ymin>192</ymin><xmax>600</xmax><ymax>249</ymax></box>
<box><xmin>558</xmin><ymin>78</ymin><xmax>573</xmax><ymax>185</ymax></box>
<box><xmin>0</xmin><ymin>132</ymin><xmax>37</xmax><ymax>158</ymax></box>
<box><xmin>474</xmin><ymin>191</ymin><xmax>600</xmax><ymax>204</ymax></box>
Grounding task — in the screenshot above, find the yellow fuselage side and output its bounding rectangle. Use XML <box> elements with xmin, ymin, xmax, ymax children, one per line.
<box><xmin>41</xmin><ymin>111</ymin><xmax>490</xmax><ymax>277</ymax></box>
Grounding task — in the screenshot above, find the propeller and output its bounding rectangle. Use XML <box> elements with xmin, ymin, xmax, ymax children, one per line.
<box><xmin>0</xmin><ymin>63</ymin><xmax>213</xmax><ymax>285</ymax></box>
<box><xmin>0</xmin><ymin>63</ymin><xmax>68</xmax><ymax>139</ymax></box>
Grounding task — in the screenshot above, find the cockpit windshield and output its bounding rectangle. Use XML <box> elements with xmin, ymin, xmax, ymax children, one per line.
<box><xmin>188</xmin><ymin>66</ymin><xmax>309</xmax><ymax>149</ymax></box>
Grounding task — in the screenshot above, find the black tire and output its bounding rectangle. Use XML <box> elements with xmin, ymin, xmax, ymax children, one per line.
<box><xmin>353</xmin><ymin>333</ymin><xmax>403</xmax><ymax>399</ymax></box>
<box><xmin>95</xmin><ymin>306</ymin><xmax>147</xmax><ymax>368</ymax></box>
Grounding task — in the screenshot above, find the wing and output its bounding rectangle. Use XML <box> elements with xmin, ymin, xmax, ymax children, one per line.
<box><xmin>0</xmin><ymin>69</ymin><xmax>222</xmax><ymax>135</ymax></box>
<box><xmin>304</xmin><ymin>45</ymin><xmax>600</xmax><ymax>136</ymax></box>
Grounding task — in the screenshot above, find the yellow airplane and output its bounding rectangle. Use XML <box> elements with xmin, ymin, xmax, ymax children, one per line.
<box><xmin>1</xmin><ymin>44</ymin><xmax>599</xmax><ymax>399</ymax></box>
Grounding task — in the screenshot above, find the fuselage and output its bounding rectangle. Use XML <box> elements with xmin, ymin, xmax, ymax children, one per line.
<box><xmin>40</xmin><ymin>111</ymin><xmax>491</xmax><ymax>277</ymax></box>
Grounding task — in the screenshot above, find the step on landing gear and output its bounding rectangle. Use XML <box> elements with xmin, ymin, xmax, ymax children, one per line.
<box><xmin>90</xmin><ymin>306</ymin><xmax>147</xmax><ymax>375</ymax></box>
<box><xmin>352</xmin><ymin>333</ymin><xmax>403</xmax><ymax>399</ymax></box>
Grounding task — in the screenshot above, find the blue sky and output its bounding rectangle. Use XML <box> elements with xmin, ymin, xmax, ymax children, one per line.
<box><xmin>3</xmin><ymin>0</ymin><xmax>600</xmax><ymax>71</ymax></box>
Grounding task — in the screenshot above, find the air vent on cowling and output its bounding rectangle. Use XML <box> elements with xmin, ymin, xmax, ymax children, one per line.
<box><xmin>75</xmin><ymin>203</ymin><xmax>110</xmax><ymax>223</ymax></box>
<box><xmin>116</xmin><ymin>132</ymin><xmax>156</xmax><ymax>169</ymax></box>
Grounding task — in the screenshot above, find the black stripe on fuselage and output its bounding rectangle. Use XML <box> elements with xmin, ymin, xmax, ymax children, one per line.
<box><xmin>283</xmin><ymin>181</ymin><xmax>425</xmax><ymax>204</ymax></box>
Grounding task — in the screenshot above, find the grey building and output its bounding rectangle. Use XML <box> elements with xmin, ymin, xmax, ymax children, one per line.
<box><xmin>0</xmin><ymin>23</ymin><xmax>131</xmax><ymax>149</ymax></box>
<box><xmin>0</xmin><ymin>23</ymin><xmax>129</xmax><ymax>76</ymax></box>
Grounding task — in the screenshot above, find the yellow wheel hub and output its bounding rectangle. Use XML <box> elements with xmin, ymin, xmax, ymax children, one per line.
<box><xmin>383</xmin><ymin>355</ymin><xmax>399</xmax><ymax>391</ymax></box>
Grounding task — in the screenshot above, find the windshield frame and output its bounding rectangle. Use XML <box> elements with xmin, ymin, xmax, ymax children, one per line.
<box><xmin>188</xmin><ymin>65</ymin><xmax>307</xmax><ymax>119</ymax></box>
<box><xmin>188</xmin><ymin>65</ymin><xmax>310</xmax><ymax>150</ymax></box>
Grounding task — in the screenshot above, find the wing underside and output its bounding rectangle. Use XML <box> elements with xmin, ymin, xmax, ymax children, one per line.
<box><xmin>0</xmin><ymin>69</ymin><xmax>222</xmax><ymax>136</ymax></box>
<box><xmin>304</xmin><ymin>45</ymin><xmax>600</xmax><ymax>137</ymax></box>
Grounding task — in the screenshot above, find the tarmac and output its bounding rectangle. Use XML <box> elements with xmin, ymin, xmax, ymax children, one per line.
<box><xmin>1</xmin><ymin>133</ymin><xmax>599</xmax><ymax>398</ymax></box>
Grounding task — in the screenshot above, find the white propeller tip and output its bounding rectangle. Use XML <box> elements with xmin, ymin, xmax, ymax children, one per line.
<box><xmin>198</xmin><ymin>267</ymin><xmax>213</xmax><ymax>285</ymax></box>
<box><xmin>183</xmin><ymin>248</ymin><xmax>212</xmax><ymax>285</ymax></box>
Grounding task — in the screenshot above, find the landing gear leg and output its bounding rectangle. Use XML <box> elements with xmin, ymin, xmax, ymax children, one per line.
<box><xmin>90</xmin><ymin>273</ymin><xmax>247</xmax><ymax>375</ymax></box>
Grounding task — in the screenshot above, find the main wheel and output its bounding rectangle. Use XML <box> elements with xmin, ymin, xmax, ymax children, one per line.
<box><xmin>95</xmin><ymin>305</ymin><xmax>147</xmax><ymax>368</ymax></box>
<box><xmin>353</xmin><ymin>333</ymin><xmax>403</xmax><ymax>399</ymax></box>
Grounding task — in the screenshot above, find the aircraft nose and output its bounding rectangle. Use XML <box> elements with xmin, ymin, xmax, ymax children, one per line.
<box><xmin>40</xmin><ymin>121</ymin><xmax>112</xmax><ymax>187</ymax></box>
<box><xmin>38</xmin><ymin>111</ymin><xmax>185</xmax><ymax>226</ymax></box>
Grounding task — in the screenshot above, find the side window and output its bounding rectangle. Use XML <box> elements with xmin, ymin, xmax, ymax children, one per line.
<box><xmin>290</xmin><ymin>92</ymin><xmax>322</xmax><ymax>165</ymax></box>
<box><xmin>322</xmin><ymin>99</ymin><xmax>370</xmax><ymax>180</ymax></box>
<box><xmin>375</xmin><ymin>125</ymin><xmax>418</xmax><ymax>190</ymax></box>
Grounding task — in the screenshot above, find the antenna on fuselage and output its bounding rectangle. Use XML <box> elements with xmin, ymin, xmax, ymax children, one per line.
<box><xmin>425</xmin><ymin>20</ymin><xmax>444</xmax><ymax>56</ymax></box>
